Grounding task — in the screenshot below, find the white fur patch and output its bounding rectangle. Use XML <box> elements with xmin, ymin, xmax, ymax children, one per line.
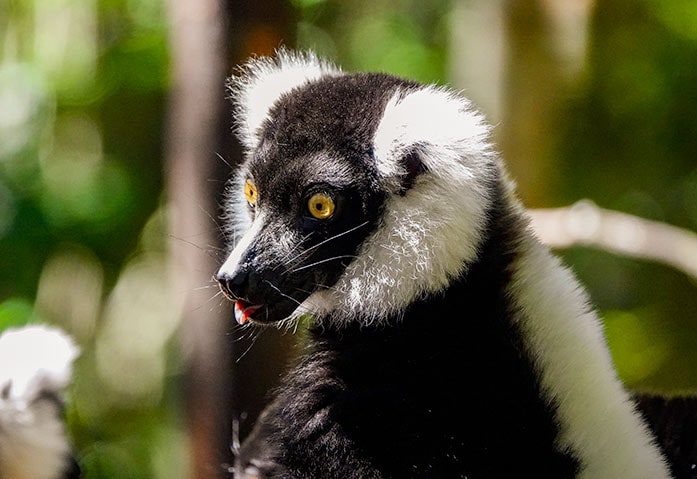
<box><xmin>230</xmin><ymin>49</ymin><xmax>340</xmax><ymax>150</ymax></box>
<box><xmin>510</xmin><ymin>232</ymin><xmax>671</xmax><ymax>478</ymax></box>
<box><xmin>218</xmin><ymin>210</ymin><xmax>267</xmax><ymax>278</ymax></box>
<box><xmin>0</xmin><ymin>325</ymin><xmax>79</xmax><ymax>479</ymax></box>
<box><xmin>372</xmin><ymin>86</ymin><xmax>493</xmax><ymax>185</ymax></box>
<box><xmin>0</xmin><ymin>325</ymin><xmax>78</xmax><ymax>404</ymax></box>
<box><xmin>221</xmin><ymin>164</ymin><xmax>254</xmax><ymax>251</ymax></box>
<box><xmin>298</xmin><ymin>86</ymin><xmax>497</xmax><ymax>326</ymax></box>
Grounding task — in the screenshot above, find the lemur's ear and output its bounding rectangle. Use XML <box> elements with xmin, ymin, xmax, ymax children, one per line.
<box><xmin>228</xmin><ymin>49</ymin><xmax>340</xmax><ymax>149</ymax></box>
<box><xmin>396</xmin><ymin>147</ymin><xmax>428</xmax><ymax>195</ymax></box>
<box><xmin>372</xmin><ymin>86</ymin><xmax>493</xmax><ymax>195</ymax></box>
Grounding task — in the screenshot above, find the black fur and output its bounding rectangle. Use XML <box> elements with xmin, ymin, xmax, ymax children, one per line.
<box><xmin>232</xmin><ymin>174</ymin><xmax>580</xmax><ymax>478</ymax></box>
<box><xmin>635</xmin><ymin>394</ymin><xmax>697</xmax><ymax>479</ymax></box>
<box><xmin>259</xmin><ymin>73</ymin><xmax>419</xmax><ymax>162</ymax></box>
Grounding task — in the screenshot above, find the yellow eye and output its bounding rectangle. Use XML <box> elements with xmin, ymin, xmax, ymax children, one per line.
<box><xmin>244</xmin><ymin>179</ymin><xmax>258</xmax><ymax>207</ymax></box>
<box><xmin>307</xmin><ymin>193</ymin><xmax>335</xmax><ymax>219</ymax></box>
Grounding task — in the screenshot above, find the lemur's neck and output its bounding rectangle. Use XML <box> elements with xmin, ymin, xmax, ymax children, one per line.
<box><xmin>306</xmin><ymin>173</ymin><xmax>541</xmax><ymax>389</ymax></box>
<box><xmin>303</xmin><ymin>177</ymin><xmax>582</xmax><ymax>477</ymax></box>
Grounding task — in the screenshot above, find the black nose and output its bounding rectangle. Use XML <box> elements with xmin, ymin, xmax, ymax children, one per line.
<box><xmin>216</xmin><ymin>270</ymin><xmax>248</xmax><ymax>301</ymax></box>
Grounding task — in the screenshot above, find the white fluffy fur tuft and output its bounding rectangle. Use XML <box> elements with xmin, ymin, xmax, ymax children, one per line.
<box><xmin>0</xmin><ymin>325</ymin><xmax>79</xmax><ymax>479</ymax></box>
<box><xmin>229</xmin><ymin>49</ymin><xmax>340</xmax><ymax>150</ymax></box>
<box><xmin>298</xmin><ymin>86</ymin><xmax>497</xmax><ymax>326</ymax></box>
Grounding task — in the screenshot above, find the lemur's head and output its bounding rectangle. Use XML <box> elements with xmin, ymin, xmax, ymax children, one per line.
<box><xmin>217</xmin><ymin>50</ymin><xmax>497</xmax><ymax>328</ymax></box>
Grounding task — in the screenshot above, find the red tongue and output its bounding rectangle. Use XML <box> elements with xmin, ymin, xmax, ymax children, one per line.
<box><xmin>234</xmin><ymin>301</ymin><xmax>262</xmax><ymax>325</ymax></box>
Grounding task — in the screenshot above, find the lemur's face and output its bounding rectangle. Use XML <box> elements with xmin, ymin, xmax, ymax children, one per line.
<box><xmin>217</xmin><ymin>74</ymin><xmax>401</xmax><ymax>325</ymax></box>
<box><xmin>219</xmin><ymin>153</ymin><xmax>384</xmax><ymax>325</ymax></box>
<box><xmin>217</xmin><ymin>51</ymin><xmax>494</xmax><ymax>327</ymax></box>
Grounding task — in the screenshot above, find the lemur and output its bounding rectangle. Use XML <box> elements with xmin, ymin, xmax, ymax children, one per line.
<box><xmin>0</xmin><ymin>325</ymin><xmax>80</xmax><ymax>479</ymax></box>
<box><xmin>216</xmin><ymin>50</ymin><xmax>675</xmax><ymax>478</ymax></box>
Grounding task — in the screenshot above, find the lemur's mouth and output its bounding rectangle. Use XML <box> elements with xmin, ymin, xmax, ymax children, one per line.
<box><xmin>220</xmin><ymin>270</ymin><xmax>315</xmax><ymax>325</ymax></box>
<box><xmin>233</xmin><ymin>298</ymin><xmax>304</xmax><ymax>325</ymax></box>
<box><xmin>234</xmin><ymin>300</ymin><xmax>263</xmax><ymax>325</ymax></box>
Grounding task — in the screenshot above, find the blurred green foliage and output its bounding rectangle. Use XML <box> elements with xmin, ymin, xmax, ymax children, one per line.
<box><xmin>557</xmin><ymin>0</ymin><xmax>697</xmax><ymax>391</ymax></box>
<box><xmin>293</xmin><ymin>0</ymin><xmax>451</xmax><ymax>83</ymax></box>
<box><xmin>1</xmin><ymin>0</ymin><xmax>696</xmax><ymax>477</ymax></box>
<box><xmin>1</xmin><ymin>0</ymin><xmax>181</xmax><ymax>477</ymax></box>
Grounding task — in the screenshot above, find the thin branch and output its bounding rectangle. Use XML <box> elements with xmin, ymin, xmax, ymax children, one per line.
<box><xmin>528</xmin><ymin>200</ymin><xmax>697</xmax><ymax>281</ymax></box>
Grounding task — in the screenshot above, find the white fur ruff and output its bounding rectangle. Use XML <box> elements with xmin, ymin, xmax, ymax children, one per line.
<box><xmin>510</xmin><ymin>232</ymin><xmax>671</xmax><ymax>478</ymax></box>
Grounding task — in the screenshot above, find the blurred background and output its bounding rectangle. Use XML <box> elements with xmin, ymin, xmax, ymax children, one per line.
<box><xmin>0</xmin><ymin>0</ymin><xmax>696</xmax><ymax>477</ymax></box>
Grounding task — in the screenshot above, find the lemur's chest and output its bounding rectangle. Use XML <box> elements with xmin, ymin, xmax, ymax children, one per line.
<box><xmin>271</xmin><ymin>293</ymin><xmax>579</xmax><ymax>478</ymax></box>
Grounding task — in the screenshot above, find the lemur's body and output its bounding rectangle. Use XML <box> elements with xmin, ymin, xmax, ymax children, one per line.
<box><xmin>217</xmin><ymin>51</ymin><xmax>672</xmax><ymax>478</ymax></box>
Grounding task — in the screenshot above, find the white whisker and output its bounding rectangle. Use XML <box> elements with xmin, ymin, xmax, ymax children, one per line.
<box><xmin>283</xmin><ymin>221</ymin><xmax>369</xmax><ymax>265</ymax></box>
<box><xmin>263</xmin><ymin>279</ymin><xmax>303</xmax><ymax>306</ymax></box>
<box><xmin>234</xmin><ymin>327</ymin><xmax>265</xmax><ymax>363</ymax></box>
<box><xmin>287</xmin><ymin>255</ymin><xmax>357</xmax><ymax>274</ymax></box>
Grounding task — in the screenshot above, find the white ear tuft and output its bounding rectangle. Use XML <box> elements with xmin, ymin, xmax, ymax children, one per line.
<box><xmin>373</xmin><ymin>86</ymin><xmax>493</xmax><ymax>182</ymax></box>
<box><xmin>228</xmin><ymin>49</ymin><xmax>341</xmax><ymax>149</ymax></box>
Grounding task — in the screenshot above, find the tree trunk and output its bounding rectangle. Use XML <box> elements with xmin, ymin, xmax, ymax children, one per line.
<box><xmin>165</xmin><ymin>0</ymin><xmax>231</xmax><ymax>477</ymax></box>
<box><xmin>165</xmin><ymin>1</ymin><xmax>295</xmax><ymax>477</ymax></box>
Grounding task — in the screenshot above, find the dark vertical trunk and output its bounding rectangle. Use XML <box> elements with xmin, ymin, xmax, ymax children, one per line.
<box><xmin>165</xmin><ymin>0</ymin><xmax>231</xmax><ymax>477</ymax></box>
<box><xmin>165</xmin><ymin>1</ymin><xmax>296</xmax><ymax>477</ymax></box>
<box><xmin>501</xmin><ymin>0</ymin><xmax>562</xmax><ymax>206</ymax></box>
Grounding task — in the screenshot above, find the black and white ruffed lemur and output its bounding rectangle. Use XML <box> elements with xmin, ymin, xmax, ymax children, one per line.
<box><xmin>0</xmin><ymin>325</ymin><xmax>80</xmax><ymax>479</ymax></box>
<box><xmin>216</xmin><ymin>50</ymin><xmax>681</xmax><ymax>478</ymax></box>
